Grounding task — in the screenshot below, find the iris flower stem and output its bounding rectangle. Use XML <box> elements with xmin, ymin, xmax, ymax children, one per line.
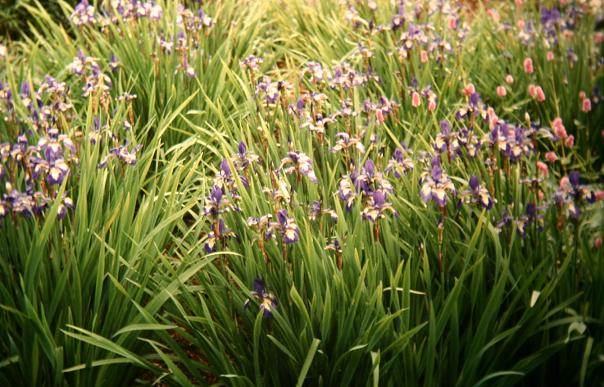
<box><xmin>259</xmin><ymin>237</ymin><xmax>269</xmax><ymax>265</ymax></box>
<box><xmin>572</xmin><ymin>219</ymin><xmax>579</xmax><ymax>292</ymax></box>
<box><xmin>397</xmin><ymin>55</ymin><xmax>405</xmax><ymax>102</ymax></box>
<box><xmin>373</xmin><ymin>222</ymin><xmax>380</xmax><ymax>241</ymax></box>
<box><xmin>438</xmin><ymin>208</ymin><xmax>447</xmax><ymax>275</ymax></box>
<box><xmin>282</xmin><ymin>243</ymin><xmax>288</xmax><ymax>266</ymax></box>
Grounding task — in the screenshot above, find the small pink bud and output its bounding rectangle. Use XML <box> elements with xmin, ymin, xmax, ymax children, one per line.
<box><xmin>535</xmin><ymin>86</ymin><xmax>545</xmax><ymax>102</ymax></box>
<box><xmin>595</xmin><ymin>237</ymin><xmax>602</xmax><ymax>249</ymax></box>
<box><xmin>579</xmin><ymin>90</ymin><xmax>586</xmax><ymax>100</ymax></box>
<box><xmin>536</xmin><ymin>161</ymin><xmax>548</xmax><ymax>177</ymax></box>
<box><xmin>517</xmin><ymin>19</ymin><xmax>525</xmax><ymax>29</ymax></box>
<box><xmin>448</xmin><ymin>17</ymin><xmax>457</xmax><ymax>29</ymax></box>
<box><xmin>582</xmin><ymin>98</ymin><xmax>591</xmax><ymax>113</ymax></box>
<box><xmin>528</xmin><ymin>84</ymin><xmax>537</xmax><ymax>98</ymax></box>
<box><xmin>496</xmin><ymin>86</ymin><xmax>507</xmax><ymax>97</ymax></box>
<box><xmin>505</xmin><ymin>75</ymin><xmax>514</xmax><ymax>84</ymax></box>
<box><xmin>428</xmin><ymin>99</ymin><xmax>437</xmax><ymax>112</ymax></box>
<box><xmin>596</xmin><ymin>191</ymin><xmax>604</xmax><ymax>201</ymax></box>
<box><xmin>411</xmin><ymin>91</ymin><xmax>421</xmax><ymax>108</ymax></box>
<box><xmin>420</xmin><ymin>50</ymin><xmax>429</xmax><ymax>63</ymax></box>
<box><xmin>487</xmin><ymin>9</ymin><xmax>500</xmax><ymax>22</ymax></box>
<box><xmin>487</xmin><ymin>108</ymin><xmax>498</xmax><ymax>129</ymax></box>
<box><xmin>553</xmin><ymin>117</ymin><xmax>567</xmax><ymax>139</ymax></box>
<box><xmin>546</xmin><ymin>51</ymin><xmax>554</xmax><ymax>61</ymax></box>
<box><xmin>544</xmin><ymin>152</ymin><xmax>558</xmax><ymax>162</ymax></box>
<box><xmin>555</xmin><ymin>127</ymin><xmax>568</xmax><ymax>139</ymax></box>
<box><xmin>538</xmin><ymin>190</ymin><xmax>545</xmax><ymax>201</ymax></box>
<box><xmin>565</xmin><ymin>134</ymin><xmax>574</xmax><ymax>148</ymax></box>
<box><xmin>463</xmin><ymin>83</ymin><xmax>475</xmax><ymax>96</ymax></box>
<box><xmin>375</xmin><ymin>109</ymin><xmax>385</xmax><ymax>124</ymax></box>
<box><xmin>489</xmin><ymin>116</ymin><xmax>498</xmax><ymax>129</ymax></box>
<box><xmin>523</xmin><ymin>57</ymin><xmax>534</xmax><ymax>74</ymax></box>
<box><xmin>560</xmin><ymin>176</ymin><xmax>571</xmax><ymax>190</ymax></box>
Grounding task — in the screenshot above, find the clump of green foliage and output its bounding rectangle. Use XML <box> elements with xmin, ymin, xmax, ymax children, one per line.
<box><xmin>0</xmin><ymin>1</ymin><xmax>603</xmax><ymax>386</ymax></box>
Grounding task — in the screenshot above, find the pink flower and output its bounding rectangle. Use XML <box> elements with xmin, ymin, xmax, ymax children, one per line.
<box><xmin>448</xmin><ymin>17</ymin><xmax>457</xmax><ymax>29</ymax></box>
<box><xmin>496</xmin><ymin>86</ymin><xmax>507</xmax><ymax>97</ymax></box>
<box><xmin>523</xmin><ymin>57</ymin><xmax>534</xmax><ymax>74</ymax></box>
<box><xmin>375</xmin><ymin>109</ymin><xmax>385</xmax><ymax>124</ymax></box>
<box><xmin>565</xmin><ymin>134</ymin><xmax>574</xmax><ymax>148</ymax></box>
<box><xmin>428</xmin><ymin>98</ymin><xmax>437</xmax><ymax>112</ymax></box>
<box><xmin>538</xmin><ymin>190</ymin><xmax>545</xmax><ymax>201</ymax></box>
<box><xmin>535</xmin><ymin>86</ymin><xmax>545</xmax><ymax>102</ymax></box>
<box><xmin>536</xmin><ymin>161</ymin><xmax>548</xmax><ymax>177</ymax></box>
<box><xmin>553</xmin><ymin>117</ymin><xmax>567</xmax><ymax>139</ymax></box>
<box><xmin>420</xmin><ymin>50</ymin><xmax>429</xmax><ymax>63</ymax></box>
<box><xmin>544</xmin><ymin>152</ymin><xmax>558</xmax><ymax>162</ymax></box>
<box><xmin>517</xmin><ymin>19</ymin><xmax>525</xmax><ymax>29</ymax></box>
<box><xmin>582</xmin><ymin>98</ymin><xmax>591</xmax><ymax>113</ymax></box>
<box><xmin>411</xmin><ymin>91</ymin><xmax>421</xmax><ymax>108</ymax></box>
<box><xmin>505</xmin><ymin>75</ymin><xmax>514</xmax><ymax>84</ymax></box>
<box><xmin>546</xmin><ymin>51</ymin><xmax>554</xmax><ymax>61</ymax></box>
<box><xmin>485</xmin><ymin>107</ymin><xmax>498</xmax><ymax>129</ymax></box>
<box><xmin>463</xmin><ymin>83</ymin><xmax>475</xmax><ymax>96</ymax></box>
<box><xmin>595</xmin><ymin>191</ymin><xmax>604</xmax><ymax>201</ymax></box>
<box><xmin>560</xmin><ymin>176</ymin><xmax>571</xmax><ymax>190</ymax></box>
<box><xmin>528</xmin><ymin>84</ymin><xmax>537</xmax><ymax>98</ymax></box>
<box><xmin>595</xmin><ymin>237</ymin><xmax>603</xmax><ymax>249</ymax></box>
<box><xmin>487</xmin><ymin>9</ymin><xmax>500</xmax><ymax>22</ymax></box>
<box><xmin>579</xmin><ymin>91</ymin><xmax>586</xmax><ymax>100</ymax></box>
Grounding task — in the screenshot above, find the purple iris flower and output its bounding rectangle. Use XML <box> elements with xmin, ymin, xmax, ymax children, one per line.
<box><xmin>46</xmin><ymin>160</ymin><xmax>70</xmax><ymax>185</ymax></box>
<box><xmin>274</xmin><ymin>209</ymin><xmax>299</xmax><ymax>244</ymax></box>
<box><xmin>362</xmin><ymin>190</ymin><xmax>398</xmax><ymax>222</ymax></box>
<box><xmin>364</xmin><ymin>159</ymin><xmax>375</xmax><ymax>179</ymax></box>
<box><xmin>245</xmin><ymin>278</ymin><xmax>277</xmax><ymax>318</ymax></box>
<box><xmin>220</xmin><ymin>159</ymin><xmax>232</xmax><ymax>177</ymax></box>
<box><xmin>465</xmin><ymin>176</ymin><xmax>493</xmax><ymax>210</ymax></box>
<box><xmin>203</xmin><ymin>185</ymin><xmax>225</xmax><ymax>217</ymax></box>
<box><xmin>386</xmin><ymin>147</ymin><xmax>414</xmax><ymax>178</ymax></box>
<box><xmin>420</xmin><ymin>157</ymin><xmax>456</xmax><ymax>208</ymax></box>
<box><xmin>203</xmin><ymin>219</ymin><xmax>235</xmax><ymax>253</ymax></box>
<box><xmin>278</xmin><ymin>151</ymin><xmax>318</xmax><ymax>183</ymax></box>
